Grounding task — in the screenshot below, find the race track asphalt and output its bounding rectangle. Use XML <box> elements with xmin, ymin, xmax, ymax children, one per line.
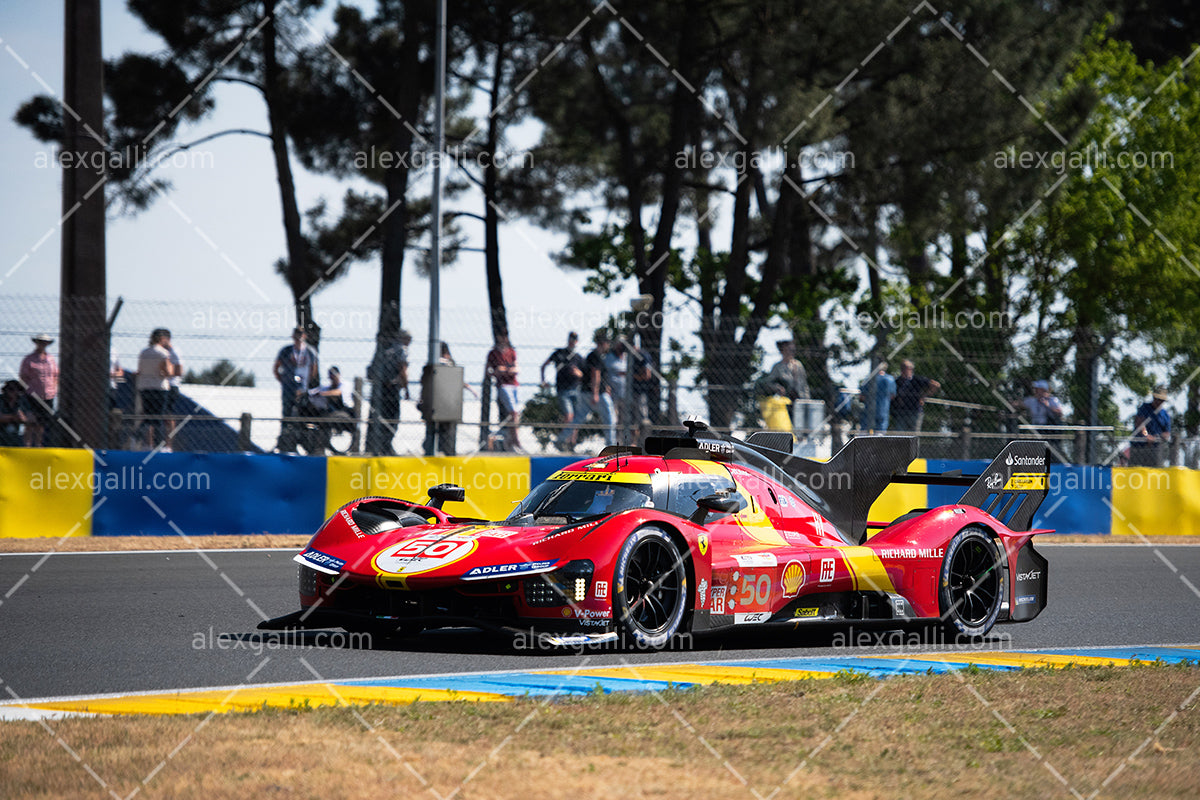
<box><xmin>2</xmin><ymin>544</ymin><xmax>1198</xmax><ymax>700</ymax></box>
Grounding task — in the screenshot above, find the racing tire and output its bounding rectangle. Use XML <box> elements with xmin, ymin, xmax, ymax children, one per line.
<box><xmin>612</xmin><ymin>526</ymin><xmax>689</xmax><ymax>649</ymax></box>
<box><xmin>938</xmin><ymin>525</ymin><xmax>1005</xmax><ymax>640</ymax></box>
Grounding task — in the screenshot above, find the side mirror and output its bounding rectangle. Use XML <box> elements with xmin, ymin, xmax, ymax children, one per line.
<box><xmin>427</xmin><ymin>483</ymin><xmax>465</xmax><ymax>509</ymax></box>
<box><xmin>690</xmin><ymin>492</ymin><xmax>745</xmax><ymax>524</ymax></box>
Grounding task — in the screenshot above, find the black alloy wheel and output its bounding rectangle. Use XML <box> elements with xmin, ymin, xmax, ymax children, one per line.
<box><xmin>939</xmin><ymin>526</ymin><xmax>1005</xmax><ymax>639</ymax></box>
<box><xmin>612</xmin><ymin>527</ymin><xmax>689</xmax><ymax>649</ymax></box>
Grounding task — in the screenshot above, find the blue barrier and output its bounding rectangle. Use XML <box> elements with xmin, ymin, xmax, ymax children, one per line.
<box><xmin>91</xmin><ymin>451</ymin><xmax>327</xmax><ymax>536</ymax></box>
<box><xmin>925</xmin><ymin>459</ymin><xmax>1111</xmax><ymax>535</ymax></box>
<box><xmin>529</xmin><ymin>455</ymin><xmax>582</xmax><ymax>487</ymax></box>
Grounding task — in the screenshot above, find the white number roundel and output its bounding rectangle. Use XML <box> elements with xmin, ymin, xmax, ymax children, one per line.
<box><xmin>374</xmin><ymin>535</ymin><xmax>477</xmax><ymax>576</ymax></box>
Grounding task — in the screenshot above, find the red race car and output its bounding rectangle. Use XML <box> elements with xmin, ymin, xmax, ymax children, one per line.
<box><xmin>261</xmin><ymin>422</ymin><xmax>1050</xmax><ymax>648</ymax></box>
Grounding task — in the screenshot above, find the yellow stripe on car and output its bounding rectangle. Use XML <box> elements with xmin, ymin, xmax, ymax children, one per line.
<box><xmin>837</xmin><ymin>547</ymin><xmax>898</xmax><ymax>593</ymax></box>
<box><xmin>547</xmin><ymin>470</ymin><xmax>652</xmax><ymax>484</ymax></box>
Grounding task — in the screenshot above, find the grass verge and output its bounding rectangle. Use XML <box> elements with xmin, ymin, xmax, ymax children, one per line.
<box><xmin>3</xmin><ymin>663</ymin><xmax>1197</xmax><ymax>799</ymax></box>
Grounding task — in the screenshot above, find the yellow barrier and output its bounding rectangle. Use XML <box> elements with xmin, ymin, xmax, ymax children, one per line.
<box><xmin>325</xmin><ymin>456</ymin><xmax>532</xmax><ymax>521</ymax></box>
<box><xmin>1110</xmin><ymin>466</ymin><xmax>1200</xmax><ymax>536</ymax></box>
<box><xmin>0</xmin><ymin>447</ymin><xmax>95</xmax><ymax>538</ymax></box>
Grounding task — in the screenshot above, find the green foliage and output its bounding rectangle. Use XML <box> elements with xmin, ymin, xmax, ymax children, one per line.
<box><xmin>184</xmin><ymin>360</ymin><xmax>255</xmax><ymax>387</ymax></box>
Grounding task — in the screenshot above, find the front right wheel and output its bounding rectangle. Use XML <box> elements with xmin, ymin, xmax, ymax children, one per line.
<box><xmin>612</xmin><ymin>526</ymin><xmax>689</xmax><ymax>649</ymax></box>
<box><xmin>939</xmin><ymin>526</ymin><xmax>1005</xmax><ymax>639</ymax></box>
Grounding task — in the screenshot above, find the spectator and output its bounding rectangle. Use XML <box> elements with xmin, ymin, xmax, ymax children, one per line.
<box><xmin>486</xmin><ymin>333</ymin><xmax>523</xmax><ymax>451</ymax></box>
<box><xmin>758</xmin><ymin>339</ymin><xmax>810</xmax><ymax>431</ymax></box>
<box><xmin>308</xmin><ymin>365</ymin><xmax>349</xmax><ymax>414</ymax></box>
<box><xmin>605</xmin><ymin>341</ymin><xmax>629</xmax><ymax>432</ymax></box>
<box><xmin>19</xmin><ymin>334</ymin><xmax>58</xmax><ymax>447</ymax></box>
<box><xmin>165</xmin><ymin>333</ymin><xmax>183</xmax><ymax>450</ymax></box>
<box><xmin>0</xmin><ymin>379</ymin><xmax>31</xmax><ymax>447</ymax></box>
<box><xmin>769</xmin><ymin>339</ymin><xmax>810</xmax><ymax>403</ymax></box>
<box><xmin>891</xmin><ymin>359</ymin><xmax>941</xmax><ymax>433</ymax></box>
<box><xmin>422</xmin><ymin>342</ymin><xmax>476</xmax><ymax>457</ymax></box>
<box><xmin>541</xmin><ymin>331</ymin><xmax>584</xmax><ymax>452</ymax></box>
<box><xmin>579</xmin><ymin>332</ymin><xmax>616</xmax><ymax>447</ymax></box>
<box><xmin>365</xmin><ymin>329</ymin><xmax>410</xmax><ymax>456</ymax></box>
<box><xmin>859</xmin><ymin>361</ymin><xmax>896</xmax><ymax>433</ymax></box>
<box><xmin>274</xmin><ymin>327</ymin><xmax>321</xmax><ymax>453</ymax></box>
<box><xmin>136</xmin><ymin>328</ymin><xmax>180</xmax><ymax>451</ymax></box>
<box><xmin>1022</xmin><ymin>380</ymin><xmax>1063</xmax><ymax>426</ymax></box>
<box><xmin>109</xmin><ymin>348</ymin><xmax>125</xmax><ymax>409</ymax></box>
<box><xmin>1130</xmin><ymin>385</ymin><xmax>1171</xmax><ymax>467</ymax></box>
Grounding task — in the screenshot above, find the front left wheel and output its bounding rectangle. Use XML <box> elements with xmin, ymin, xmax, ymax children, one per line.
<box><xmin>612</xmin><ymin>526</ymin><xmax>689</xmax><ymax>649</ymax></box>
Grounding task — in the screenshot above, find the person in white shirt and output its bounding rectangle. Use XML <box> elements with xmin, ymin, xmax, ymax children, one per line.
<box><xmin>307</xmin><ymin>366</ymin><xmax>348</xmax><ymax>413</ymax></box>
<box><xmin>136</xmin><ymin>328</ymin><xmax>180</xmax><ymax>451</ymax></box>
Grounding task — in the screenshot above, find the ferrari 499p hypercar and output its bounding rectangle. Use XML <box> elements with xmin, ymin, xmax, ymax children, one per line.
<box><xmin>261</xmin><ymin>423</ymin><xmax>1051</xmax><ymax>648</ymax></box>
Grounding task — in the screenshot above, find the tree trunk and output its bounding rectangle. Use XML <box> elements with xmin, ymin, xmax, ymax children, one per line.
<box><xmin>262</xmin><ymin>1</ymin><xmax>314</xmax><ymax>340</ymax></box>
<box><xmin>59</xmin><ymin>0</ymin><xmax>107</xmax><ymax>448</ymax></box>
<box><xmin>484</xmin><ymin>40</ymin><xmax>508</xmax><ymax>343</ymax></box>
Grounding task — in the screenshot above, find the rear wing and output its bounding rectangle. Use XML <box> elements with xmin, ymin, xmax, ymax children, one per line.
<box><xmin>741</xmin><ymin>434</ymin><xmax>1052</xmax><ymax>540</ymax></box>
<box><xmin>646</xmin><ymin>424</ymin><xmax>1050</xmax><ymax>542</ymax></box>
<box><xmin>888</xmin><ymin>440</ymin><xmax>1051</xmax><ymax>531</ymax></box>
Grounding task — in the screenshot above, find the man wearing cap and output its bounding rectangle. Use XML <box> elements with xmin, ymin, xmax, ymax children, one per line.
<box><xmin>1130</xmin><ymin>386</ymin><xmax>1171</xmax><ymax>466</ymax></box>
<box><xmin>19</xmin><ymin>334</ymin><xmax>58</xmax><ymax>446</ymax></box>
<box><xmin>1022</xmin><ymin>380</ymin><xmax>1063</xmax><ymax>426</ymax></box>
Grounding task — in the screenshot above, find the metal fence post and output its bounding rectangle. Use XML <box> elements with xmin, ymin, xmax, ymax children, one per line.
<box><xmin>239</xmin><ymin>413</ymin><xmax>252</xmax><ymax>452</ymax></box>
<box><xmin>351</xmin><ymin>376</ymin><xmax>364</xmax><ymax>454</ymax></box>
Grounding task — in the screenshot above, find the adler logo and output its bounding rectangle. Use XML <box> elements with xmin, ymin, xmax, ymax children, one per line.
<box><xmin>1006</xmin><ymin>454</ymin><xmax>1046</xmax><ymax>467</ymax></box>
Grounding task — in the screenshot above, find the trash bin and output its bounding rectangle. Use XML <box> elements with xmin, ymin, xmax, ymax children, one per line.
<box><xmin>793</xmin><ymin>399</ymin><xmax>824</xmax><ymax>457</ymax></box>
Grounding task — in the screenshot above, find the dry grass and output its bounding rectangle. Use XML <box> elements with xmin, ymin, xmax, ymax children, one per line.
<box><xmin>0</xmin><ymin>533</ymin><xmax>1196</xmax><ymax>553</ymax></box>
<box><xmin>2</xmin><ymin>664</ymin><xmax>1197</xmax><ymax>799</ymax></box>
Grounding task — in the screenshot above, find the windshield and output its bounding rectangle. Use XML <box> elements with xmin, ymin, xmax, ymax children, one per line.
<box><xmin>507</xmin><ymin>480</ymin><xmax>654</xmax><ymax>523</ymax></box>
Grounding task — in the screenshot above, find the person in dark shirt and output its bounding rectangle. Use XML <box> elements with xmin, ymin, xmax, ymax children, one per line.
<box><xmin>1130</xmin><ymin>385</ymin><xmax>1171</xmax><ymax>466</ymax></box>
<box><xmin>578</xmin><ymin>332</ymin><xmax>616</xmax><ymax>447</ymax></box>
<box><xmin>0</xmin><ymin>379</ymin><xmax>30</xmax><ymax>446</ymax></box>
<box><xmin>891</xmin><ymin>359</ymin><xmax>941</xmax><ymax>433</ymax></box>
<box><xmin>541</xmin><ymin>332</ymin><xmax>585</xmax><ymax>452</ymax></box>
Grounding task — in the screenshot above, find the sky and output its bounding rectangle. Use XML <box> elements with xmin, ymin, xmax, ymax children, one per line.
<box><xmin>0</xmin><ymin>1</ymin><xmax>651</xmax><ymax>389</ymax></box>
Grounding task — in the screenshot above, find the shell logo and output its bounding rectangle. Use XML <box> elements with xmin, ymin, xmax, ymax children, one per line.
<box><xmin>781</xmin><ymin>561</ymin><xmax>805</xmax><ymax>597</ymax></box>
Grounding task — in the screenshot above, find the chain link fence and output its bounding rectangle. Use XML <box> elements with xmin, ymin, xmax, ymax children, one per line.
<box><xmin>0</xmin><ymin>295</ymin><xmax>1189</xmax><ymax>466</ymax></box>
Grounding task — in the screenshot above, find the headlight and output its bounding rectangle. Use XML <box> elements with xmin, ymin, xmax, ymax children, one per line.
<box><xmin>524</xmin><ymin>560</ymin><xmax>594</xmax><ymax>607</ymax></box>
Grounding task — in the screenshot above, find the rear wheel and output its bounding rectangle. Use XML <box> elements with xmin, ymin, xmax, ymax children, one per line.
<box><xmin>612</xmin><ymin>527</ymin><xmax>689</xmax><ymax>649</ymax></box>
<box><xmin>939</xmin><ymin>526</ymin><xmax>1004</xmax><ymax>639</ymax></box>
